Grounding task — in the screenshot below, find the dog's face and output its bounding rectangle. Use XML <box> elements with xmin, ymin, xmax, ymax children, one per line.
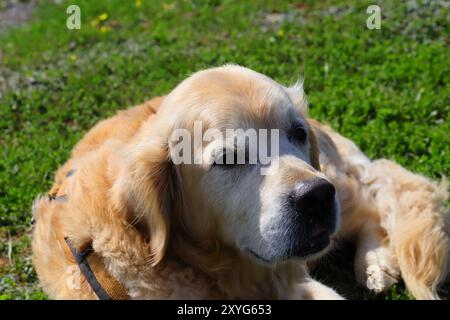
<box><xmin>119</xmin><ymin>65</ymin><xmax>340</xmax><ymax>266</ymax></box>
<box><xmin>151</xmin><ymin>65</ymin><xmax>340</xmax><ymax>265</ymax></box>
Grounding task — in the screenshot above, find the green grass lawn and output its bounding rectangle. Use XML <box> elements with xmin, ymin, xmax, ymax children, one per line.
<box><xmin>0</xmin><ymin>0</ymin><xmax>449</xmax><ymax>300</ymax></box>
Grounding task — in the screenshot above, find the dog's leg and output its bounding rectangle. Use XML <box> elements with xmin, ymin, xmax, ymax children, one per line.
<box><xmin>363</xmin><ymin>159</ymin><xmax>450</xmax><ymax>299</ymax></box>
<box><xmin>292</xmin><ymin>278</ymin><xmax>345</xmax><ymax>300</ymax></box>
<box><xmin>313</xmin><ymin>121</ymin><xmax>449</xmax><ymax>299</ymax></box>
<box><xmin>354</xmin><ymin>220</ymin><xmax>400</xmax><ymax>293</ymax></box>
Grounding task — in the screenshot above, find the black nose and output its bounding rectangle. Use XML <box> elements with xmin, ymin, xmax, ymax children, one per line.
<box><xmin>291</xmin><ymin>178</ymin><xmax>336</xmax><ymax>232</ymax></box>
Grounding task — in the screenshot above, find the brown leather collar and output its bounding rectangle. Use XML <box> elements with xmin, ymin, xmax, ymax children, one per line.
<box><xmin>63</xmin><ymin>237</ymin><xmax>130</xmax><ymax>300</ymax></box>
<box><xmin>50</xmin><ymin>196</ymin><xmax>130</xmax><ymax>300</ymax></box>
<box><xmin>44</xmin><ymin>99</ymin><xmax>165</xmax><ymax>300</ymax></box>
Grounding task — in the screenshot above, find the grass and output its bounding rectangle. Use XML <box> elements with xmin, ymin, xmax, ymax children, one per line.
<box><xmin>0</xmin><ymin>0</ymin><xmax>449</xmax><ymax>300</ymax></box>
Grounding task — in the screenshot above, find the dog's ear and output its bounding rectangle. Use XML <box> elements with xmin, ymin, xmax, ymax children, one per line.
<box><xmin>112</xmin><ymin>135</ymin><xmax>181</xmax><ymax>266</ymax></box>
<box><xmin>284</xmin><ymin>80</ymin><xmax>308</xmax><ymax>117</ymax></box>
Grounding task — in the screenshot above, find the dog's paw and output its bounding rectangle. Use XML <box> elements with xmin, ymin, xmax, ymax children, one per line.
<box><xmin>356</xmin><ymin>246</ymin><xmax>401</xmax><ymax>293</ymax></box>
<box><xmin>366</xmin><ymin>263</ymin><xmax>399</xmax><ymax>293</ymax></box>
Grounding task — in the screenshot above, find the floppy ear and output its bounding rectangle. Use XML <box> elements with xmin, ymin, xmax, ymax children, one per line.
<box><xmin>112</xmin><ymin>136</ymin><xmax>181</xmax><ymax>266</ymax></box>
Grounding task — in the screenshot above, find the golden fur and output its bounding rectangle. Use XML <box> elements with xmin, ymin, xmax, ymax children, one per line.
<box><xmin>32</xmin><ymin>66</ymin><xmax>449</xmax><ymax>299</ymax></box>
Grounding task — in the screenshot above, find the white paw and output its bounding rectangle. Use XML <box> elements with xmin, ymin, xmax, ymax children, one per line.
<box><xmin>366</xmin><ymin>264</ymin><xmax>399</xmax><ymax>293</ymax></box>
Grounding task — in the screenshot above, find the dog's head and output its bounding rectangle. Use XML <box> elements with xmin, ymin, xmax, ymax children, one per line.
<box><xmin>114</xmin><ymin>65</ymin><xmax>340</xmax><ymax>267</ymax></box>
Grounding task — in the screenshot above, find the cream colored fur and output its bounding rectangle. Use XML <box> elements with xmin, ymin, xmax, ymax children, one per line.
<box><xmin>32</xmin><ymin>65</ymin><xmax>449</xmax><ymax>300</ymax></box>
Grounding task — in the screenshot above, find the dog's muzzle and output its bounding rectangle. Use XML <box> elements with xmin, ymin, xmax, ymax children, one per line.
<box><xmin>284</xmin><ymin>178</ymin><xmax>338</xmax><ymax>258</ymax></box>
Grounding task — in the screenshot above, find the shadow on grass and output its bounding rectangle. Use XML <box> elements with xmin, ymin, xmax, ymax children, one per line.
<box><xmin>312</xmin><ymin>241</ymin><xmax>450</xmax><ymax>300</ymax></box>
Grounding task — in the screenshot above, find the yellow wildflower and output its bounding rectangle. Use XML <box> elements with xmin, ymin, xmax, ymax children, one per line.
<box><xmin>90</xmin><ymin>19</ymin><xmax>99</xmax><ymax>27</ymax></box>
<box><xmin>163</xmin><ymin>3</ymin><xmax>175</xmax><ymax>10</ymax></box>
<box><xmin>99</xmin><ymin>13</ymin><xmax>108</xmax><ymax>21</ymax></box>
<box><xmin>100</xmin><ymin>26</ymin><xmax>110</xmax><ymax>33</ymax></box>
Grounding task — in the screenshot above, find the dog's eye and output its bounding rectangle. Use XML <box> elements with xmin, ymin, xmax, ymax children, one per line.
<box><xmin>290</xmin><ymin>125</ymin><xmax>307</xmax><ymax>144</ymax></box>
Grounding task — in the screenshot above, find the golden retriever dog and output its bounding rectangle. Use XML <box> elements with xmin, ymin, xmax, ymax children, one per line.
<box><xmin>32</xmin><ymin>65</ymin><xmax>449</xmax><ymax>300</ymax></box>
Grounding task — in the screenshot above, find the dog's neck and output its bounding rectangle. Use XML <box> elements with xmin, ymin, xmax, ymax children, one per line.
<box><xmin>167</xmin><ymin>232</ymin><xmax>307</xmax><ymax>299</ymax></box>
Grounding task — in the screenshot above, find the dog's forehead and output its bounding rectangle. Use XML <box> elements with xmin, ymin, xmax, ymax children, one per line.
<box><xmin>171</xmin><ymin>68</ymin><xmax>298</xmax><ymax>130</ymax></box>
